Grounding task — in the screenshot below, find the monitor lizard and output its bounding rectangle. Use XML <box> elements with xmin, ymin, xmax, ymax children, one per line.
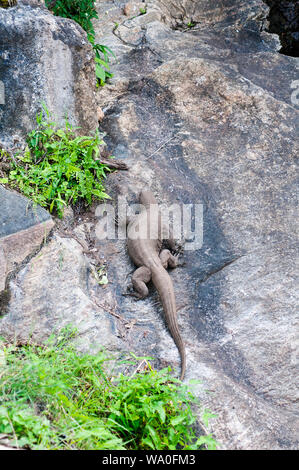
<box><xmin>127</xmin><ymin>190</ymin><xmax>186</xmax><ymax>380</ymax></box>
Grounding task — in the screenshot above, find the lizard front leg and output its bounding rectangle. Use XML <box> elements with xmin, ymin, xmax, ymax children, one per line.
<box><xmin>131</xmin><ymin>266</ymin><xmax>152</xmax><ymax>299</ymax></box>
<box><xmin>159</xmin><ymin>248</ymin><xmax>186</xmax><ymax>268</ymax></box>
<box><xmin>159</xmin><ymin>249</ymin><xmax>178</xmax><ymax>269</ymax></box>
<box><xmin>161</xmin><ymin>226</ymin><xmax>184</xmax><ymax>255</ymax></box>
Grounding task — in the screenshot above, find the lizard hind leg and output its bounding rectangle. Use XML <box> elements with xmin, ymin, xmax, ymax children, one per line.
<box><xmin>132</xmin><ymin>266</ymin><xmax>152</xmax><ymax>299</ymax></box>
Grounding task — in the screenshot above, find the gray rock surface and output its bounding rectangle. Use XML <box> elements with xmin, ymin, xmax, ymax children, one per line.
<box><xmin>0</xmin><ymin>185</ymin><xmax>51</xmax><ymax>237</ymax></box>
<box><xmin>0</xmin><ymin>232</ymin><xmax>119</xmax><ymax>353</ymax></box>
<box><xmin>0</xmin><ymin>0</ymin><xmax>298</xmax><ymax>450</ymax></box>
<box><xmin>0</xmin><ymin>185</ymin><xmax>54</xmax><ymax>295</ymax></box>
<box><xmin>0</xmin><ymin>1</ymin><xmax>98</xmax><ymax>149</ymax></box>
<box><xmin>95</xmin><ymin>0</ymin><xmax>299</xmax><ymax>449</ymax></box>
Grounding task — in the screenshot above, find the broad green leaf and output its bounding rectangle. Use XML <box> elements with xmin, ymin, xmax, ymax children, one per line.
<box><xmin>95</xmin><ymin>64</ymin><xmax>106</xmax><ymax>82</ymax></box>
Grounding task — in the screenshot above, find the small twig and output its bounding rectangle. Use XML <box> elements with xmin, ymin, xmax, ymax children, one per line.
<box><xmin>129</xmin><ymin>359</ymin><xmax>148</xmax><ymax>378</ymax></box>
<box><xmin>5</xmin><ymin>413</ymin><xmax>19</xmax><ymax>450</ymax></box>
<box><xmin>58</xmin><ymin>230</ymin><xmax>90</xmax><ymax>254</ymax></box>
<box><xmin>94</xmin><ymin>299</ymin><xmax>138</xmax><ymax>333</ymax></box>
<box><xmin>145</xmin><ymin>135</ymin><xmax>175</xmax><ymax>160</ymax></box>
<box><xmin>99</xmin><ymin>157</ymin><xmax>128</xmax><ymax>170</ymax></box>
<box><xmin>94</xmin><ymin>299</ymin><xmax>126</xmax><ymax>323</ymax></box>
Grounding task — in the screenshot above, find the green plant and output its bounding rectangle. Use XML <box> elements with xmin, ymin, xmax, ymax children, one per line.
<box><xmin>89</xmin><ymin>37</ymin><xmax>115</xmax><ymax>86</ymax></box>
<box><xmin>45</xmin><ymin>0</ymin><xmax>98</xmax><ymax>38</ymax></box>
<box><xmin>1</xmin><ymin>108</ymin><xmax>110</xmax><ymax>217</ymax></box>
<box><xmin>45</xmin><ymin>0</ymin><xmax>114</xmax><ymax>85</ymax></box>
<box><xmin>0</xmin><ymin>327</ymin><xmax>218</xmax><ymax>450</ymax></box>
<box><xmin>107</xmin><ymin>358</ymin><xmax>217</xmax><ymax>450</ymax></box>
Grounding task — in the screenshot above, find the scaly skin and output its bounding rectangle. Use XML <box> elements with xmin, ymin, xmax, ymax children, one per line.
<box><xmin>127</xmin><ymin>190</ymin><xmax>186</xmax><ymax>380</ymax></box>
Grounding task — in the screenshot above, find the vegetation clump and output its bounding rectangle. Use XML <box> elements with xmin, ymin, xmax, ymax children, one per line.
<box><xmin>0</xmin><ymin>328</ymin><xmax>217</xmax><ymax>450</ymax></box>
<box><xmin>0</xmin><ymin>109</ymin><xmax>110</xmax><ymax>217</ymax></box>
<box><xmin>45</xmin><ymin>0</ymin><xmax>98</xmax><ymax>39</ymax></box>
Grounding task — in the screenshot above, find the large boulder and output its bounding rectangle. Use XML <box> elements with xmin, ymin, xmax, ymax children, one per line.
<box><xmin>93</xmin><ymin>0</ymin><xmax>298</xmax><ymax>449</ymax></box>
<box><xmin>0</xmin><ymin>232</ymin><xmax>119</xmax><ymax>353</ymax></box>
<box><xmin>0</xmin><ymin>185</ymin><xmax>54</xmax><ymax>296</ymax></box>
<box><xmin>0</xmin><ymin>1</ymin><xmax>98</xmax><ymax>150</ymax></box>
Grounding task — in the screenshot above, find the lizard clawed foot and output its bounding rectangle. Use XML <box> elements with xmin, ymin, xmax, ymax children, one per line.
<box><xmin>176</xmin><ymin>260</ymin><xmax>186</xmax><ymax>267</ymax></box>
<box><xmin>122</xmin><ymin>285</ymin><xmax>144</xmax><ymax>300</ymax></box>
<box><xmin>171</xmin><ymin>251</ymin><xmax>185</xmax><ymax>268</ymax></box>
<box><xmin>173</xmin><ymin>240</ymin><xmax>185</xmax><ymax>256</ymax></box>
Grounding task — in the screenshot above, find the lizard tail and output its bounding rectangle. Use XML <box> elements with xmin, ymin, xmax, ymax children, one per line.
<box><xmin>151</xmin><ymin>266</ymin><xmax>186</xmax><ymax>381</ymax></box>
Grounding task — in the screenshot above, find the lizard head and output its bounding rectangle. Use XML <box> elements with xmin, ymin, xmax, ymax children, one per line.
<box><xmin>139</xmin><ymin>190</ymin><xmax>157</xmax><ymax>207</ymax></box>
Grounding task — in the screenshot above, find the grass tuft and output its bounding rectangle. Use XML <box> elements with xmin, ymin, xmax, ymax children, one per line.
<box><xmin>0</xmin><ymin>327</ymin><xmax>218</xmax><ymax>450</ymax></box>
